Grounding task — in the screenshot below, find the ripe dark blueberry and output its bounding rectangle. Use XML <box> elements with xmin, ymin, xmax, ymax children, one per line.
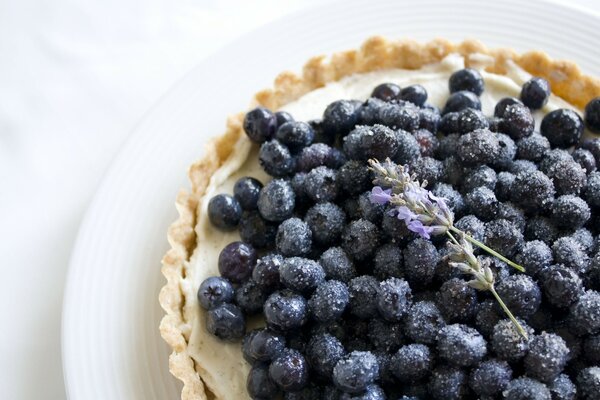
<box><xmin>539</xmin><ymin>148</ymin><xmax>573</xmax><ymax>174</ymax></box>
<box><xmin>264</xmin><ymin>290</ymin><xmax>308</xmax><ymax>331</ymax></box>
<box><xmin>583</xmin><ymin>334</ymin><xmax>600</xmax><ymax>363</ymax></box>
<box><xmin>197</xmin><ymin>276</ymin><xmax>234</xmax><ymax>310</ymax></box>
<box><xmin>585</xmin><ymin>97</ymin><xmax>600</xmax><ymax>133</ymax></box>
<box><xmin>449</xmin><ymin>68</ymin><xmax>484</xmax><ymax>95</ymax></box>
<box><xmin>275</xmin><ymin>121</ymin><xmax>315</xmax><ymax>153</ymax></box>
<box><xmin>244</xmin><ymin>107</ymin><xmax>277</xmax><ymax>143</ymax></box>
<box><xmin>405</xmin><ymin>300</ymin><xmax>446</xmax><ymax>344</ymax></box>
<box><xmin>496</xmin><ymin>274</ymin><xmax>541</xmax><ymax>318</ymax></box>
<box><xmin>488</xmin><ymin>115</ymin><xmax>503</xmax><ymax>132</ymax></box>
<box><xmin>569</xmin><ymin>290</ymin><xmax>600</xmax><ymax>336</ymax></box>
<box><xmin>372</xmin><ymin>242</ymin><xmax>403</xmax><ymax>280</ymax></box>
<box><xmin>390</xmin><ymin>343</ymin><xmax>433</xmax><ymax>382</ymax></box>
<box><xmin>548</xmin><ymin>374</ymin><xmax>576</xmax><ymax>400</ymax></box>
<box><xmin>358</xmin><ymin>97</ymin><xmax>386</xmax><ymax>125</ymax></box>
<box><xmin>541</xmin><ymin>109</ymin><xmax>584</xmax><ymax>148</ymax></box>
<box><xmin>432</xmin><ymin>183</ymin><xmax>466</xmax><ymax>216</ymax></box>
<box><xmin>343</xmin><ymin>124</ymin><xmax>400</xmax><ymax>161</ymax></box>
<box><xmin>551</xmin><ymin>195</ymin><xmax>591</xmax><ymax>229</ymax></box>
<box><xmin>443</xmin><ymin>90</ymin><xmax>482</xmax><ymax>114</ymax></box>
<box><xmin>463</xmin><ymin>165</ymin><xmax>497</xmax><ymax>192</ymax></box>
<box><xmin>238</xmin><ymin>211</ymin><xmax>277</xmax><ymax>249</ymax></box>
<box><xmin>333</xmin><ymin>351</ymin><xmax>379</xmax><ymax>394</ymax></box>
<box><xmin>585</xmin><ymin>171</ymin><xmax>600</xmax><ymax>207</ymax></box>
<box><xmin>342</xmin><ymin>219</ymin><xmax>381</xmax><ymax>261</ymax></box>
<box><xmin>495</xmin><ymin>96</ymin><xmax>523</xmax><ymax>117</ymax></box>
<box><xmin>367</xmin><ymin>318</ymin><xmax>404</xmax><ymax>353</ymax></box>
<box><xmin>455</xmin><ymin>108</ymin><xmax>490</xmax><ymax>133</ymax></box>
<box><xmin>339</xmin><ymin>384</ymin><xmax>385</xmax><ymax>400</ymax></box>
<box><xmin>309</xmin><ymin>280</ymin><xmax>350</xmax><ymax>322</ymax></box>
<box><xmin>524</xmin><ymin>332</ymin><xmax>569</xmax><ymax>383</ymax></box>
<box><xmin>573</xmin><ymin>148</ymin><xmax>597</xmax><ymax>173</ymax></box>
<box><xmin>510</xmin><ymin>171</ymin><xmax>555</xmax><ymax>213</ymax></box>
<box><xmin>304</xmin><ymin>166</ymin><xmax>339</xmax><ymax>202</ymax></box>
<box><xmin>521</xmin><ymin>77</ymin><xmax>551</xmax><ymax>110</ymax></box>
<box><xmin>253</xmin><ymin>253</ymin><xmax>283</xmax><ymax>291</ymax></box>
<box><xmin>454</xmin><ymin>214</ymin><xmax>485</xmax><ymax>243</ymax></box>
<box><xmin>304</xmin><ymin>202</ymin><xmax>346</xmax><ymax>246</ymax></box>
<box><xmin>376</xmin><ymin>277</ymin><xmax>412</xmax><ymax>321</ymax></box>
<box><xmin>504</xmin><ymin>377</ymin><xmax>551</xmax><ymax>400</ymax></box>
<box><xmin>243</xmin><ymin>328</ymin><xmax>286</xmax><ymax>363</ymax></box>
<box><xmin>247</xmin><ymin>363</ymin><xmax>281</xmax><ymax>399</ymax></box>
<box><xmin>358</xmin><ymin>191</ymin><xmax>385</xmax><ymax>224</ymax></box>
<box><xmin>493</xmin><ymin>317</ymin><xmax>534</xmax><ymax>362</ymax></box>
<box><xmin>442</xmin><ymin>156</ymin><xmax>464</xmax><ymax>187</ymax></box>
<box><xmin>515</xmin><ymin>240</ymin><xmax>553</xmax><ymax>277</ymax></box>
<box><xmin>457</xmin><ymin>128</ymin><xmax>501</xmax><ymax>166</ymax></box>
<box><xmin>436</xmin><ymin>278</ymin><xmax>477</xmax><ymax>323</ymax></box>
<box><xmin>322</xmin><ymin>100</ymin><xmax>361</xmax><ymax>138</ymax></box>
<box><xmin>552</xmin><ymin>237</ymin><xmax>590</xmax><ymax>274</ymax></box>
<box><xmin>525</xmin><ymin>216</ymin><xmax>559</xmax><ymax>245</ymax></box>
<box><xmin>296</xmin><ymin>143</ymin><xmax>332</xmax><ymax>172</ymax></box>
<box><xmin>392</xmin><ymin>85</ymin><xmax>426</xmax><ymax>107</ymax></box>
<box><xmin>494</xmin><ymin>133</ymin><xmax>518</xmax><ymax>169</ymax></box>
<box><xmin>501</xmin><ymin>103</ymin><xmax>536</xmax><ymax>139</ymax></box>
<box><xmin>276</xmin><ymin>218</ymin><xmax>312</xmax><ymax>257</ymax></box>
<box><xmin>258</xmin><ymin>139</ymin><xmax>296</xmax><ymax>177</ymax></box>
<box><xmin>569</xmin><ymin>227</ymin><xmax>595</xmax><ymax>254</ymax></box>
<box><xmin>539</xmin><ymin>264</ymin><xmax>583</xmax><ymax>308</ymax></box>
<box><xmin>496</xmin><ymin>171</ymin><xmax>515</xmax><ymax>201</ymax></box>
<box><xmin>419</xmin><ymin>106</ymin><xmax>441</xmax><ymax>132</ymax></box>
<box><xmin>412</xmin><ymin>128</ymin><xmax>439</xmax><ymax>157</ymax></box>
<box><xmin>235</xmin><ymin>280</ymin><xmax>266</xmax><ymax>315</ymax></box>
<box><xmin>469</xmin><ymin>358</ymin><xmax>512</xmax><ymax>397</ymax></box>
<box><xmin>279</xmin><ymin>257</ymin><xmax>325</xmax><ymax>294</ymax></box>
<box><xmin>580</xmin><ymin>138</ymin><xmax>600</xmax><ymax>165</ymax></box>
<box><xmin>517</xmin><ymin>133</ymin><xmax>551</xmax><ymax>162</ymax></box>
<box><xmin>377</xmin><ymin>101</ymin><xmax>420</xmax><ymax>131</ymax></box>
<box><xmin>218</xmin><ymin>241</ymin><xmax>257</xmax><ymax>283</ymax></box>
<box><xmin>577</xmin><ymin>367</ymin><xmax>600</xmax><ymax>400</ymax></box>
<box><xmin>546</xmin><ymin>160</ymin><xmax>587</xmax><ymax>195</ymax></box>
<box><xmin>371</xmin><ymin>82</ymin><xmax>401</xmax><ymax>101</ymax></box>
<box><xmin>319</xmin><ymin>247</ymin><xmax>356</xmax><ymax>283</ymax></box>
<box><xmin>508</xmin><ymin>159</ymin><xmax>539</xmax><ymax>174</ymax></box>
<box><xmin>474</xmin><ymin>299</ymin><xmax>502</xmax><ymax>338</ymax></box>
<box><xmin>206</xmin><ymin>303</ymin><xmax>245</xmax><ymax>340</ymax></box>
<box><xmin>393</xmin><ymin>129</ymin><xmax>421</xmax><ymax>165</ymax></box>
<box><xmin>207</xmin><ymin>194</ymin><xmax>242</xmax><ymax>230</ymax></box>
<box><xmin>257</xmin><ymin>179</ymin><xmax>295</xmax><ymax>222</ymax></box>
<box><xmin>275</xmin><ymin>110</ymin><xmax>294</xmax><ymax>127</ymax></box>
<box><xmin>498</xmin><ymin>202</ymin><xmax>526</xmax><ymax>233</ymax></box>
<box><xmin>466</xmin><ymin>186</ymin><xmax>500</xmax><ymax>221</ymax></box>
<box><xmin>429</xmin><ymin>365</ymin><xmax>469</xmax><ymax>400</ymax></box>
<box><xmin>403</xmin><ymin>238</ymin><xmax>439</xmax><ymax>289</ymax></box>
<box><xmin>338</xmin><ymin>161</ymin><xmax>371</xmax><ymax>196</ymax></box>
<box><xmin>439</xmin><ymin>111</ymin><xmax>460</xmax><ymax>134</ymax></box>
<box><xmin>269</xmin><ymin>349</ymin><xmax>309</xmax><ymax>391</ymax></box>
<box><xmin>438</xmin><ymin>323</ymin><xmax>487</xmax><ymax>367</ymax></box>
<box><xmin>306</xmin><ymin>333</ymin><xmax>346</xmax><ymax>379</ymax></box>
<box><xmin>233</xmin><ymin>177</ymin><xmax>263</xmax><ymax>211</ymax></box>
<box><xmin>348</xmin><ymin>276</ymin><xmax>380</xmax><ymax>319</ymax></box>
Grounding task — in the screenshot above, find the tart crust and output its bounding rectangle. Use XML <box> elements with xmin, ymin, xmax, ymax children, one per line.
<box><xmin>159</xmin><ymin>36</ymin><xmax>600</xmax><ymax>399</ymax></box>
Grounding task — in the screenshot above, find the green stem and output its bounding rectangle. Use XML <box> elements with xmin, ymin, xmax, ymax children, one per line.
<box><xmin>449</xmin><ymin>226</ymin><xmax>525</xmax><ymax>273</ymax></box>
<box><xmin>490</xmin><ymin>286</ymin><xmax>528</xmax><ymax>340</ymax></box>
<box><xmin>446</xmin><ymin>230</ymin><xmax>460</xmax><ymax>246</ymax></box>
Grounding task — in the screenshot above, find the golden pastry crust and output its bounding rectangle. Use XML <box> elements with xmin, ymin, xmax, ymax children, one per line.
<box><xmin>159</xmin><ymin>36</ymin><xmax>600</xmax><ymax>400</ymax></box>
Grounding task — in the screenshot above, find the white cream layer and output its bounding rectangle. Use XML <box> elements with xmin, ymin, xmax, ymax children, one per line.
<box><xmin>182</xmin><ymin>54</ymin><xmax>579</xmax><ymax>399</ymax></box>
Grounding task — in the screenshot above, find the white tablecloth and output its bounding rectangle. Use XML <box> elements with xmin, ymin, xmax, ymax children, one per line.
<box><xmin>1</xmin><ymin>0</ymin><xmax>598</xmax><ymax>398</ymax></box>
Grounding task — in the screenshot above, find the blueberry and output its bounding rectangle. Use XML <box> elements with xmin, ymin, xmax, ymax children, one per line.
<box><xmin>496</xmin><ymin>171</ymin><xmax>515</xmax><ymax>201</ymax></box>
<box><xmin>585</xmin><ymin>171</ymin><xmax>600</xmax><ymax>207</ymax></box>
<box><xmin>510</xmin><ymin>171</ymin><xmax>555</xmax><ymax>213</ymax></box>
<box><xmin>343</xmin><ymin>124</ymin><xmax>400</xmax><ymax>161</ymax></box>
<box><xmin>455</xmin><ymin>108</ymin><xmax>490</xmax><ymax>133</ymax></box>
<box><xmin>524</xmin><ymin>332</ymin><xmax>570</xmax><ymax>383</ymax></box>
<box><xmin>463</xmin><ymin>165</ymin><xmax>497</xmax><ymax>192</ymax></box>
<box><xmin>348</xmin><ymin>275</ymin><xmax>379</xmax><ymax>319</ymax></box>
<box><xmin>207</xmin><ymin>194</ymin><xmax>242</xmax><ymax>230</ymax></box>
<box><xmin>393</xmin><ymin>129</ymin><xmax>421</xmax><ymax>165</ymax></box>
<box><xmin>572</xmin><ymin>148</ymin><xmax>597</xmax><ymax>173</ymax></box>
<box><xmin>504</xmin><ymin>377</ymin><xmax>551</xmax><ymax>400</ymax></box>
<box><xmin>501</xmin><ymin>103</ymin><xmax>535</xmax><ymax>139</ymax></box>
<box><xmin>284</xmin><ymin>384</ymin><xmax>321</xmax><ymax>400</ymax></box>
<box><xmin>206</xmin><ymin>303</ymin><xmax>245</xmax><ymax>340</ymax></box>
<box><xmin>358</xmin><ymin>97</ymin><xmax>386</xmax><ymax>125</ymax></box>
<box><xmin>545</xmin><ymin>159</ymin><xmax>586</xmax><ymax>195</ymax></box>
<box><xmin>454</xmin><ymin>214</ymin><xmax>485</xmax><ymax>243</ymax></box>
<box><xmin>373</xmin><ymin>243</ymin><xmax>404</xmax><ymax>280</ymax></box>
<box><xmin>541</xmin><ymin>109</ymin><xmax>584</xmax><ymax>148</ymax></box>
<box><xmin>257</xmin><ymin>179</ymin><xmax>295</xmax><ymax>222</ymax></box>
<box><xmin>371</xmin><ymin>82</ymin><xmax>401</xmax><ymax>101</ymax></box>
<box><xmin>323</xmin><ymin>100</ymin><xmax>361</xmax><ymax>138</ymax></box>
<box><xmin>276</xmin><ymin>218</ymin><xmax>312</xmax><ymax>257</ymax></box>
<box><xmin>304</xmin><ymin>166</ymin><xmax>339</xmax><ymax>202</ymax></box>
<box><xmin>442</xmin><ymin>90</ymin><xmax>481</xmax><ymax>114</ymax></box>
<box><xmin>583</xmin><ymin>334</ymin><xmax>600</xmax><ymax>363</ymax></box>
<box><xmin>357</xmin><ymin>191</ymin><xmax>385</xmax><ymax>224</ymax></box>
<box><xmin>568</xmin><ymin>290</ymin><xmax>600</xmax><ymax>336</ymax></box>
<box><xmin>437</xmin><ymin>323</ymin><xmax>487</xmax><ymax>367</ymax></box>
<box><xmin>276</xmin><ymin>121</ymin><xmax>315</xmax><ymax>153</ymax></box>
<box><xmin>403</xmin><ymin>238</ymin><xmax>439</xmax><ymax>289</ymax></box>
<box><xmin>419</xmin><ymin>107</ymin><xmax>442</xmax><ymax>132</ymax></box>
<box><xmin>339</xmin><ymin>384</ymin><xmax>385</xmax><ymax>400</ymax></box>
<box><xmin>469</xmin><ymin>359</ymin><xmax>512</xmax><ymax>397</ymax></box>
<box><xmin>494</xmin><ymin>132</ymin><xmax>517</xmax><ymax>169</ymax></box>
<box><xmin>580</xmin><ymin>138</ymin><xmax>600</xmax><ymax>165</ymax></box>
<box><xmin>269</xmin><ymin>349</ymin><xmax>309</xmax><ymax>391</ymax></box>
<box><xmin>552</xmin><ymin>237</ymin><xmax>590</xmax><ymax>274</ymax></box>
<box><xmin>247</xmin><ymin>363</ymin><xmax>281</xmax><ymax>399</ymax></box>
<box><xmin>306</xmin><ymin>333</ymin><xmax>346</xmax><ymax>378</ymax></box>
<box><xmin>585</xmin><ymin>97</ymin><xmax>600</xmax><ymax>133</ymax></box>
<box><xmin>376</xmin><ymin>277</ymin><xmax>412</xmax><ymax>321</ymax></box>
<box><xmin>264</xmin><ymin>290</ymin><xmax>308</xmax><ymax>331</ymax></box>
<box><xmin>404</xmin><ymin>300</ymin><xmax>446</xmax><ymax>344</ymax></box>
<box><xmin>253</xmin><ymin>253</ymin><xmax>284</xmax><ymax>291</ymax></box>
<box><xmin>342</xmin><ymin>219</ymin><xmax>381</xmax><ymax>261</ymax></box>
<box><xmin>275</xmin><ymin>110</ymin><xmax>294</xmax><ymax>127</ymax></box>
<box><xmin>466</xmin><ymin>186</ymin><xmax>500</xmax><ymax>221</ymax></box>
<box><xmin>517</xmin><ymin>133</ymin><xmax>551</xmax><ymax>162</ymax></box>
<box><xmin>319</xmin><ymin>247</ymin><xmax>356</xmax><ymax>283</ymax></box>
<box><xmin>238</xmin><ymin>211</ymin><xmax>277</xmax><ymax>249</ymax></box>
<box><xmin>279</xmin><ymin>257</ymin><xmax>325</xmax><ymax>294</ymax></box>
<box><xmin>218</xmin><ymin>241</ymin><xmax>257</xmax><ymax>283</ymax></box>
<box><xmin>496</xmin><ymin>274</ymin><xmax>541</xmax><ymax>318</ymax></box>
<box><xmin>449</xmin><ymin>68</ymin><xmax>485</xmax><ymax>95</ymax></box>
<box><xmin>309</xmin><ymin>280</ymin><xmax>350</xmax><ymax>322</ymax></box>
<box><xmin>474</xmin><ymin>299</ymin><xmax>502</xmax><ymax>338</ymax></box>
<box><xmin>539</xmin><ymin>148</ymin><xmax>573</xmax><ymax>174</ymax></box>
<box><xmin>432</xmin><ymin>183</ymin><xmax>466</xmax><ymax>216</ymax></box>
<box><xmin>338</xmin><ymin>161</ymin><xmax>371</xmax><ymax>196</ymax></box>
<box><xmin>492</xmin><ymin>318</ymin><xmax>534</xmax><ymax>362</ymax></box>
<box><xmin>333</xmin><ymin>351</ymin><xmax>379</xmax><ymax>394</ymax></box>
<box><xmin>409</xmin><ymin>156</ymin><xmax>443</xmax><ymax>188</ymax></box>
<box><xmin>259</xmin><ymin>139</ymin><xmax>295</xmax><ymax>177</ymax></box>
<box><xmin>377</xmin><ymin>101</ymin><xmax>420</xmax><ymax>131</ymax></box>
<box><xmin>577</xmin><ymin>367</ymin><xmax>600</xmax><ymax>400</ymax></box>
<box><xmin>569</xmin><ymin>227</ymin><xmax>595</xmax><ymax>254</ymax></box>
<box><xmin>498</xmin><ymin>202</ymin><xmax>526</xmax><ymax>233</ymax></box>
<box><xmin>508</xmin><ymin>159</ymin><xmax>539</xmax><ymax>174</ymax></box>
<box><xmin>304</xmin><ymin>202</ymin><xmax>346</xmax><ymax>246</ymax></box>
<box><xmin>390</xmin><ymin>343</ymin><xmax>433</xmax><ymax>382</ymax></box>
<box><xmin>551</xmin><ymin>195</ymin><xmax>590</xmax><ymax>229</ymax></box>
<box><xmin>495</xmin><ymin>96</ymin><xmax>523</xmax><ymax>117</ymax></box>
<box><xmin>244</xmin><ymin>107</ymin><xmax>277</xmax><ymax>143</ymax></box>
<box><xmin>525</xmin><ymin>216</ymin><xmax>559</xmax><ymax>245</ymax></box>
<box><xmin>412</xmin><ymin>128</ymin><xmax>439</xmax><ymax>157</ymax></box>
<box><xmin>233</xmin><ymin>177</ymin><xmax>263</xmax><ymax>211</ymax></box>
<box><xmin>548</xmin><ymin>374</ymin><xmax>577</xmax><ymax>400</ymax></box>
<box><xmin>539</xmin><ymin>264</ymin><xmax>583</xmax><ymax>308</ymax></box>
<box><xmin>515</xmin><ymin>240</ymin><xmax>553</xmax><ymax>277</ymax></box>
<box><xmin>436</xmin><ymin>278</ymin><xmax>477</xmax><ymax>323</ymax></box>
<box><xmin>457</xmin><ymin>128</ymin><xmax>500</xmax><ymax>166</ymax></box>
<box><xmin>367</xmin><ymin>318</ymin><xmax>404</xmax><ymax>353</ymax></box>
<box><xmin>429</xmin><ymin>365</ymin><xmax>469</xmax><ymax>400</ymax></box>
<box><xmin>197</xmin><ymin>276</ymin><xmax>234</xmax><ymax>310</ymax></box>
<box><xmin>296</xmin><ymin>143</ymin><xmax>333</xmax><ymax>172</ymax></box>
<box><xmin>439</xmin><ymin>111</ymin><xmax>460</xmax><ymax>134</ymax></box>
<box><xmin>235</xmin><ymin>279</ymin><xmax>266</xmax><ymax>315</ymax></box>
<box><xmin>521</xmin><ymin>77</ymin><xmax>551</xmax><ymax>110</ymax></box>
<box><xmin>399</xmin><ymin>84</ymin><xmax>428</xmax><ymax>106</ymax></box>
<box><xmin>243</xmin><ymin>328</ymin><xmax>286</xmax><ymax>363</ymax></box>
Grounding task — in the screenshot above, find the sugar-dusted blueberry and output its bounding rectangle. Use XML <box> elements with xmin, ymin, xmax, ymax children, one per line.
<box><xmin>338</xmin><ymin>160</ymin><xmax>371</xmax><ymax>196</ymax></box>
<box><xmin>279</xmin><ymin>257</ymin><xmax>325</xmax><ymax>294</ymax></box>
<box><xmin>403</xmin><ymin>238</ymin><xmax>439</xmax><ymax>289</ymax></box>
<box><xmin>322</xmin><ymin>99</ymin><xmax>361</xmax><ymax>138</ymax></box>
<box><xmin>517</xmin><ymin>133</ymin><xmax>551</xmax><ymax>162</ymax></box>
<box><xmin>469</xmin><ymin>359</ymin><xmax>512</xmax><ymax>397</ymax></box>
<box><xmin>539</xmin><ymin>148</ymin><xmax>573</xmax><ymax>174</ymax></box>
<box><xmin>238</xmin><ymin>211</ymin><xmax>277</xmax><ymax>249</ymax></box>
<box><xmin>399</xmin><ymin>84</ymin><xmax>428</xmax><ymax>106</ymax></box>
<box><xmin>253</xmin><ymin>253</ymin><xmax>283</xmax><ymax>291</ymax></box>
<box><xmin>439</xmin><ymin>111</ymin><xmax>460</xmax><ymax>134</ymax></box>
<box><xmin>247</xmin><ymin>363</ymin><xmax>281</xmax><ymax>399</ymax></box>
<box><xmin>474</xmin><ymin>299</ymin><xmax>502</xmax><ymax>338</ymax></box>
<box><xmin>309</xmin><ymin>280</ymin><xmax>350</xmax><ymax>322</ymax></box>
<box><xmin>390</xmin><ymin>343</ymin><xmax>433</xmax><ymax>382</ymax></box>
<box><xmin>342</xmin><ymin>219</ymin><xmax>381</xmax><ymax>261</ymax></box>
<box><xmin>207</xmin><ymin>194</ymin><xmax>242</xmax><ymax>230</ymax></box>
<box><xmin>377</xmin><ymin>101</ymin><xmax>420</xmax><ymax>131</ymax></box>
<box><xmin>510</xmin><ymin>170</ymin><xmax>555</xmax><ymax>212</ymax></box>
<box><xmin>438</xmin><ymin>323</ymin><xmax>487</xmax><ymax>367</ymax></box>
<box><xmin>551</xmin><ymin>195</ymin><xmax>590</xmax><ymax>229</ymax></box>
<box><xmin>339</xmin><ymin>384</ymin><xmax>385</xmax><ymax>400</ymax></box>
<box><xmin>264</xmin><ymin>290</ymin><xmax>308</xmax><ymax>331</ymax></box>
<box><xmin>343</xmin><ymin>124</ymin><xmax>400</xmax><ymax>161</ymax></box>
<box><xmin>276</xmin><ymin>218</ymin><xmax>312</xmax><ymax>257</ymax></box>
<box><xmin>569</xmin><ymin>290</ymin><xmax>600</xmax><ymax>336</ymax></box>
<box><xmin>495</xmin><ymin>96</ymin><xmax>523</xmax><ymax>117</ymax></box>
<box><xmin>577</xmin><ymin>367</ymin><xmax>600</xmax><ymax>400</ymax></box>
<box><xmin>269</xmin><ymin>349</ymin><xmax>309</xmax><ymax>391</ymax></box>
<box><xmin>373</xmin><ymin>243</ymin><xmax>404</xmax><ymax>280</ymax></box>
<box><xmin>496</xmin><ymin>274</ymin><xmax>541</xmax><ymax>318</ymax></box>
<box><xmin>548</xmin><ymin>374</ymin><xmax>577</xmax><ymax>400</ymax></box>
<box><xmin>206</xmin><ymin>302</ymin><xmax>245</xmax><ymax>340</ymax></box>
<box><xmin>501</xmin><ymin>103</ymin><xmax>535</xmax><ymax>139</ymax></box>
<box><xmin>367</xmin><ymin>318</ymin><xmax>404</xmax><ymax>353</ymax></box>
<box><xmin>319</xmin><ymin>247</ymin><xmax>356</xmax><ymax>283</ymax></box>
<box><xmin>457</xmin><ymin>128</ymin><xmax>501</xmax><ymax>166</ymax></box>
<box><xmin>304</xmin><ymin>166</ymin><xmax>339</xmax><ymax>202</ymax></box>
<box><xmin>233</xmin><ymin>177</ymin><xmax>263</xmax><ymax>211</ymax></box>
<box><xmin>455</xmin><ymin>108</ymin><xmax>489</xmax><ymax>134</ymax></box>
<box><xmin>257</xmin><ymin>179</ymin><xmax>295</xmax><ymax>222</ymax></box>
<box><xmin>333</xmin><ymin>351</ymin><xmax>379</xmax><ymax>394</ymax></box>
<box><xmin>243</xmin><ymin>328</ymin><xmax>286</xmax><ymax>363</ymax></box>
<box><xmin>306</xmin><ymin>333</ymin><xmax>346</xmax><ymax>379</ymax></box>
<box><xmin>409</xmin><ymin>156</ymin><xmax>443</xmax><ymax>189</ymax></box>
<box><xmin>585</xmin><ymin>97</ymin><xmax>600</xmax><ymax>133</ymax></box>
<box><xmin>539</xmin><ymin>264</ymin><xmax>583</xmax><ymax>308</ymax></box>
<box><xmin>463</xmin><ymin>165</ymin><xmax>497</xmax><ymax>192</ymax></box>
<box><xmin>580</xmin><ymin>138</ymin><xmax>600</xmax><ymax>165</ymax></box>
<box><xmin>304</xmin><ymin>202</ymin><xmax>346</xmax><ymax>246</ymax></box>
<box><xmin>412</xmin><ymin>128</ymin><xmax>439</xmax><ymax>157</ymax></box>
<box><xmin>235</xmin><ymin>279</ymin><xmax>266</xmax><ymax>315</ymax></box>
<box><xmin>371</xmin><ymin>82</ymin><xmax>401</xmax><ymax>101</ymax></box>
<box><xmin>497</xmin><ymin>202</ymin><xmax>526</xmax><ymax>233</ymax></box>
<box><xmin>569</xmin><ymin>227</ymin><xmax>595</xmax><ymax>254</ymax></box>
<box><xmin>357</xmin><ymin>191</ymin><xmax>384</xmax><ymax>225</ymax></box>
<box><xmin>492</xmin><ymin>318</ymin><xmax>534</xmax><ymax>362</ymax></box>
<box><xmin>443</xmin><ymin>90</ymin><xmax>482</xmax><ymax>114</ymax></box>
<box><xmin>508</xmin><ymin>159</ymin><xmax>539</xmax><ymax>174</ymax></box>
<box><xmin>484</xmin><ymin>219</ymin><xmax>524</xmax><ymax>257</ymax></box>
<box><xmin>405</xmin><ymin>300</ymin><xmax>446</xmax><ymax>344</ymax></box>
<box><xmin>541</xmin><ymin>109</ymin><xmax>584</xmax><ymax>148</ymax></box>
<box><xmin>546</xmin><ymin>159</ymin><xmax>587</xmax><ymax>195</ymax></box>
<box><xmin>419</xmin><ymin>106</ymin><xmax>441</xmax><ymax>132</ymax></box>
<box><xmin>552</xmin><ymin>236</ymin><xmax>590</xmax><ymax>274</ymax></box>
<box><xmin>296</xmin><ymin>143</ymin><xmax>331</xmax><ymax>172</ymax></box>
<box><xmin>429</xmin><ymin>365</ymin><xmax>469</xmax><ymax>400</ymax></box>
<box><xmin>496</xmin><ymin>171</ymin><xmax>515</xmax><ymax>201</ymax></box>
<box><xmin>275</xmin><ymin>121</ymin><xmax>315</xmax><ymax>153</ymax></box>
<box><xmin>521</xmin><ymin>77</ymin><xmax>551</xmax><ymax>110</ymax></box>
<box><xmin>584</xmin><ymin>171</ymin><xmax>600</xmax><ymax>207</ymax></box>
<box><xmin>494</xmin><ymin>132</ymin><xmax>517</xmax><ymax>170</ymax></box>
<box><xmin>244</xmin><ymin>106</ymin><xmax>277</xmax><ymax>143</ymax></box>
<box><xmin>449</xmin><ymin>68</ymin><xmax>484</xmax><ymax>95</ymax></box>
<box><xmin>466</xmin><ymin>186</ymin><xmax>500</xmax><ymax>221</ymax></box>
<box><xmin>525</xmin><ymin>216</ymin><xmax>559</xmax><ymax>245</ymax></box>
<box><xmin>259</xmin><ymin>139</ymin><xmax>295</xmax><ymax>177</ymax></box>
<box><xmin>393</xmin><ymin>129</ymin><xmax>421</xmax><ymax>165</ymax></box>
<box><xmin>524</xmin><ymin>332</ymin><xmax>570</xmax><ymax>383</ymax></box>
<box><xmin>218</xmin><ymin>241</ymin><xmax>257</xmax><ymax>283</ymax></box>
<box><xmin>197</xmin><ymin>276</ymin><xmax>234</xmax><ymax>310</ymax></box>
<box><xmin>441</xmin><ymin>156</ymin><xmax>463</xmax><ymax>187</ymax></box>
<box><xmin>376</xmin><ymin>277</ymin><xmax>412</xmax><ymax>321</ymax></box>
<box><xmin>515</xmin><ymin>240</ymin><xmax>553</xmax><ymax>277</ymax></box>
<box><xmin>504</xmin><ymin>377</ymin><xmax>551</xmax><ymax>400</ymax></box>
<box><xmin>436</xmin><ymin>278</ymin><xmax>477</xmax><ymax>323</ymax></box>
<box><xmin>348</xmin><ymin>275</ymin><xmax>379</xmax><ymax>319</ymax></box>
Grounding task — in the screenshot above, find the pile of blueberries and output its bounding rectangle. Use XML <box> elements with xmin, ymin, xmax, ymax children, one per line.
<box><xmin>199</xmin><ymin>68</ymin><xmax>600</xmax><ymax>400</ymax></box>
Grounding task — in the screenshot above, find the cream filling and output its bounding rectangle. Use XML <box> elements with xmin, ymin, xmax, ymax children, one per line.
<box><xmin>182</xmin><ymin>54</ymin><xmax>581</xmax><ymax>399</ymax></box>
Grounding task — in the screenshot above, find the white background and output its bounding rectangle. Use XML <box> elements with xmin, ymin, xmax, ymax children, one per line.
<box><xmin>0</xmin><ymin>0</ymin><xmax>598</xmax><ymax>398</ymax></box>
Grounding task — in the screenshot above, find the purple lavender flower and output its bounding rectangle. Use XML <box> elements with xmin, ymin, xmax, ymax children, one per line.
<box><xmin>370</xmin><ymin>186</ymin><xmax>392</xmax><ymax>205</ymax></box>
<box><xmin>408</xmin><ymin>220</ymin><xmax>434</xmax><ymax>239</ymax></box>
<box><xmin>396</xmin><ymin>206</ymin><xmax>416</xmax><ymax>224</ymax></box>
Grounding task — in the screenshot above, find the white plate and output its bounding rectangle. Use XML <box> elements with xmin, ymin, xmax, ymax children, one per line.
<box><xmin>62</xmin><ymin>0</ymin><xmax>600</xmax><ymax>398</ymax></box>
